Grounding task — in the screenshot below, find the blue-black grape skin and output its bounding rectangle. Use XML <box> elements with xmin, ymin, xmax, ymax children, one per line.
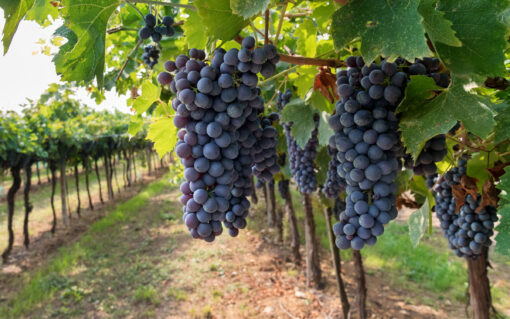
<box><xmin>166</xmin><ymin>37</ymin><xmax>278</xmax><ymax>241</ymax></box>
<box><xmin>430</xmin><ymin>161</ymin><xmax>498</xmax><ymax>258</ymax></box>
<box><xmin>331</xmin><ymin>56</ymin><xmax>407</xmax><ymax>250</ymax></box>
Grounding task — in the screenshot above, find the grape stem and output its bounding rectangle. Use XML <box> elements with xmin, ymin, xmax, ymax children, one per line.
<box><xmin>234</xmin><ymin>35</ymin><xmax>346</xmax><ymax>67</ymax></box>
<box><xmin>274</xmin><ymin>2</ymin><xmax>288</xmax><ymax>47</ymax></box>
<box><xmin>125</xmin><ymin>0</ymin><xmax>145</xmax><ymax>19</ymax></box>
<box><xmin>131</xmin><ymin>0</ymin><xmax>195</xmax><ymax>10</ymax></box>
<box><xmin>266</xmin><ymin>75</ymin><xmax>288</xmax><ymax>106</ymax></box>
<box><xmin>116</xmin><ymin>38</ymin><xmax>144</xmax><ymax>82</ymax></box>
<box><xmin>107</xmin><ymin>21</ymin><xmax>184</xmax><ymax>34</ymax></box>
<box><xmin>264</xmin><ymin>9</ymin><xmax>270</xmax><ymax>45</ymax></box>
<box><xmin>259</xmin><ymin>65</ymin><xmax>299</xmax><ymax>87</ymax></box>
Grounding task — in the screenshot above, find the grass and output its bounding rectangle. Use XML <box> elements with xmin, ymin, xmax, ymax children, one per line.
<box><xmin>270</xmin><ymin>185</ymin><xmax>509</xmax><ymax>307</ymax></box>
<box><xmin>0</xmin><ymin>174</ymin><xmax>172</xmax><ymax>318</ymax></box>
<box><xmin>134</xmin><ymin>285</ymin><xmax>161</xmax><ymax>305</ymax></box>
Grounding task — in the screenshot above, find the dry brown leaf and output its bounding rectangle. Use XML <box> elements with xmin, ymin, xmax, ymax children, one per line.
<box><xmin>476</xmin><ymin>179</ymin><xmax>500</xmax><ymax>212</ymax></box>
<box><xmin>487</xmin><ymin>161</ymin><xmax>510</xmax><ymax>180</ymax></box>
<box><xmin>451</xmin><ymin>185</ymin><xmax>466</xmax><ymax>213</ymax></box>
<box><xmin>459</xmin><ymin>175</ymin><xmax>479</xmax><ymax>199</ymax></box>
<box><xmin>335</xmin><ymin>0</ymin><xmax>349</xmax><ymax>5</ymax></box>
<box><xmin>313</xmin><ymin>67</ymin><xmax>339</xmax><ymax>103</ymax></box>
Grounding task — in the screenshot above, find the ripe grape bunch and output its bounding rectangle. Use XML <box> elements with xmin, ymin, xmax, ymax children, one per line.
<box><xmin>322</xmin><ymin>138</ymin><xmax>346</xmax><ymax>198</ymax></box>
<box><xmin>432</xmin><ymin>159</ymin><xmax>498</xmax><ymax>258</ymax></box>
<box><xmin>331</xmin><ymin>56</ymin><xmax>403</xmax><ymax>250</ymax></box>
<box><xmin>139</xmin><ymin>14</ymin><xmax>175</xmax><ymax>43</ymax></box>
<box><xmin>284</xmin><ymin>112</ymin><xmax>320</xmax><ymax>194</ymax></box>
<box><xmin>142</xmin><ymin>45</ymin><xmax>160</xmax><ymax>69</ymax></box>
<box><xmin>251</xmin><ymin>113</ymin><xmax>280</xmax><ymax>182</ymax></box>
<box><xmin>159</xmin><ymin>37</ymin><xmax>278</xmax><ymax>241</ymax></box>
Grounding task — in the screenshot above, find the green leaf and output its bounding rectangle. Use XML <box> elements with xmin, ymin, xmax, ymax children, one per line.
<box><xmin>494</xmin><ymin>104</ymin><xmax>510</xmax><ymax>144</ymax></box>
<box><xmin>230</xmin><ymin>0</ymin><xmax>270</xmax><ymax>19</ymax></box>
<box><xmin>288</xmin><ymin>66</ymin><xmax>316</xmax><ymax>98</ymax></box>
<box><xmin>56</xmin><ymin>0</ymin><xmax>121</xmax><ymax>86</ymax></box>
<box><xmin>147</xmin><ymin>117</ymin><xmax>178</xmax><ymax>157</ymax></box>
<box><xmin>0</xmin><ymin>0</ymin><xmax>35</xmax><ymax>54</ymax></box>
<box><xmin>128</xmin><ymin>115</ymin><xmax>144</xmax><ymax>136</ymax></box>
<box><xmin>295</xmin><ymin>19</ymin><xmax>317</xmax><ymax>58</ymax></box>
<box><xmin>434</xmin><ymin>0</ymin><xmax>508</xmax><ymax>80</ymax></box>
<box><xmin>408</xmin><ymin>198</ymin><xmax>430</xmax><ymax>247</ymax></box>
<box><xmin>467</xmin><ymin>152</ymin><xmax>498</xmax><ymax>192</ymax></box>
<box><xmin>182</xmin><ymin>9</ymin><xmax>207</xmax><ymax>49</ymax></box>
<box><xmin>418</xmin><ymin>0</ymin><xmax>461</xmax><ymax>47</ymax></box>
<box><xmin>308</xmin><ymin>91</ymin><xmax>334</xmax><ymax>113</ymax></box>
<box><xmin>133</xmin><ymin>82</ymin><xmax>161</xmax><ymax>115</ymax></box>
<box><xmin>495</xmin><ymin>167</ymin><xmax>510</xmax><ymax>257</ymax></box>
<box><xmin>331</xmin><ymin>0</ymin><xmax>431</xmax><ymax>62</ymax></box>
<box><xmin>195</xmin><ymin>0</ymin><xmax>248</xmax><ymax>40</ymax></box>
<box><xmin>25</xmin><ymin>0</ymin><xmax>58</xmax><ymax>26</ymax></box>
<box><xmin>280</xmin><ymin>99</ymin><xmax>315</xmax><ymax>148</ymax></box>
<box><xmin>318</xmin><ymin>111</ymin><xmax>333</xmax><ymax>147</ymax></box>
<box><xmin>398</xmin><ymin>75</ymin><xmax>496</xmax><ymax>159</ymax></box>
<box><xmin>315</xmin><ymin>146</ymin><xmax>330</xmax><ymax>185</ymax></box>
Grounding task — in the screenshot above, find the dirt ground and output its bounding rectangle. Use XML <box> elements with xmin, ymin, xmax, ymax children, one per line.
<box><xmin>0</xmin><ymin>175</ymin><xmax>473</xmax><ymax>319</ymax></box>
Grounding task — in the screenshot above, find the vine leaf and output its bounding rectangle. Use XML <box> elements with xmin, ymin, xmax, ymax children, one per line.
<box><xmin>314</xmin><ymin>67</ymin><xmax>339</xmax><ymax>104</ymax></box>
<box><xmin>295</xmin><ymin>19</ymin><xmax>317</xmax><ymax>58</ymax></box>
<box><xmin>408</xmin><ymin>197</ymin><xmax>430</xmax><ymax>247</ymax></box>
<box><xmin>182</xmin><ymin>9</ymin><xmax>207</xmax><ymax>49</ymax></box>
<box><xmin>25</xmin><ymin>0</ymin><xmax>59</xmax><ymax>26</ymax></box>
<box><xmin>331</xmin><ymin>0</ymin><xmax>431</xmax><ymax>63</ymax></box>
<box><xmin>466</xmin><ymin>151</ymin><xmax>500</xmax><ymax>193</ymax></box>
<box><xmin>230</xmin><ymin>0</ymin><xmax>270</xmax><ymax>19</ymax></box>
<box><xmin>147</xmin><ymin>117</ymin><xmax>178</xmax><ymax>157</ymax></box>
<box><xmin>55</xmin><ymin>0</ymin><xmax>121</xmax><ymax>87</ymax></box>
<box><xmin>318</xmin><ymin>111</ymin><xmax>334</xmax><ymax>147</ymax></box>
<box><xmin>494</xmin><ymin>104</ymin><xmax>510</xmax><ymax>144</ymax></box>
<box><xmin>418</xmin><ymin>0</ymin><xmax>461</xmax><ymax>47</ymax></box>
<box><xmin>476</xmin><ymin>179</ymin><xmax>499</xmax><ymax>212</ymax></box>
<box><xmin>0</xmin><ymin>0</ymin><xmax>35</xmax><ymax>54</ymax></box>
<box><xmin>397</xmin><ymin>75</ymin><xmax>496</xmax><ymax>159</ymax></box>
<box><xmin>133</xmin><ymin>82</ymin><xmax>161</xmax><ymax>115</ymax></box>
<box><xmin>128</xmin><ymin>114</ymin><xmax>144</xmax><ymax>136</ymax></box>
<box><xmin>487</xmin><ymin>162</ymin><xmax>510</xmax><ymax>180</ymax></box>
<box><xmin>195</xmin><ymin>0</ymin><xmax>248</xmax><ymax>41</ymax></box>
<box><xmin>434</xmin><ymin>0</ymin><xmax>508</xmax><ymax>81</ymax></box>
<box><xmin>280</xmin><ymin>99</ymin><xmax>315</xmax><ymax>148</ymax></box>
<box><xmin>315</xmin><ymin>146</ymin><xmax>330</xmax><ymax>185</ymax></box>
<box><xmin>495</xmin><ymin>167</ymin><xmax>510</xmax><ymax>257</ymax></box>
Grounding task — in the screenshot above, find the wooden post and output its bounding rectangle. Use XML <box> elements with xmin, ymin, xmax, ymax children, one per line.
<box><xmin>2</xmin><ymin>165</ymin><xmax>22</xmax><ymax>262</ymax></box>
<box><xmin>303</xmin><ymin>193</ymin><xmax>322</xmax><ymax>288</ymax></box>
<box><xmin>324</xmin><ymin>207</ymin><xmax>350</xmax><ymax>318</ymax></box>
<box><xmin>352</xmin><ymin>250</ymin><xmax>367</xmax><ymax>319</ymax></box>
<box><xmin>59</xmin><ymin>160</ymin><xmax>69</xmax><ymax>226</ymax></box>
<box><xmin>23</xmin><ymin>161</ymin><xmax>33</xmax><ymax>248</ymax></box>
<box><xmin>467</xmin><ymin>248</ymin><xmax>492</xmax><ymax>319</ymax></box>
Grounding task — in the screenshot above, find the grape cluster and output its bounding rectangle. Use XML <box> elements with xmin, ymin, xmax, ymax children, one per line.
<box><xmin>251</xmin><ymin>113</ymin><xmax>280</xmax><ymax>181</ymax></box>
<box><xmin>333</xmin><ymin>198</ymin><xmax>346</xmax><ymax>221</ymax></box>
<box><xmin>331</xmin><ymin>56</ymin><xmax>403</xmax><ymax>250</ymax></box>
<box><xmin>404</xmin><ymin>135</ymin><xmax>447</xmax><ymax>176</ymax></box>
<box><xmin>142</xmin><ymin>45</ymin><xmax>160</xmax><ymax>68</ymax></box>
<box><xmin>279</xmin><ymin>89</ymin><xmax>319</xmax><ymax>194</ymax></box>
<box><xmin>163</xmin><ymin>38</ymin><xmax>278</xmax><ymax>241</ymax></box>
<box><xmin>432</xmin><ymin>159</ymin><xmax>498</xmax><ymax>258</ymax></box>
<box><xmin>139</xmin><ymin>14</ymin><xmax>175</xmax><ymax>43</ymax></box>
<box><xmin>284</xmin><ymin>113</ymin><xmax>320</xmax><ymax>194</ymax></box>
<box><xmin>322</xmin><ymin>139</ymin><xmax>346</xmax><ymax>198</ymax></box>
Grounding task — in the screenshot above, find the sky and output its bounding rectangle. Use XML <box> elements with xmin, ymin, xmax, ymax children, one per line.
<box><xmin>0</xmin><ymin>13</ymin><xmax>129</xmax><ymax>114</ymax></box>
